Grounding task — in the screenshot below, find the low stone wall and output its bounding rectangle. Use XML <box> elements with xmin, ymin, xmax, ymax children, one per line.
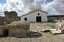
<box><xmin>5</xmin><ymin>21</ymin><xmax>30</xmax><ymax>37</ymax></box>
<box><xmin>0</xmin><ymin>26</ymin><xmax>6</xmax><ymax>36</ymax></box>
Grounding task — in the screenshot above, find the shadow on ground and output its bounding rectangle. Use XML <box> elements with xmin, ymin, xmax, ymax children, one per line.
<box><xmin>0</xmin><ymin>31</ymin><xmax>42</xmax><ymax>38</ymax></box>
<box><xmin>27</xmin><ymin>31</ymin><xmax>42</xmax><ymax>38</ymax></box>
<box><xmin>16</xmin><ymin>31</ymin><xmax>42</xmax><ymax>38</ymax></box>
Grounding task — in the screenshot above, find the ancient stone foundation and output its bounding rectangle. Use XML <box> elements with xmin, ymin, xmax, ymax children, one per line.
<box><xmin>4</xmin><ymin>11</ymin><xmax>20</xmax><ymax>25</ymax></box>
<box><xmin>0</xmin><ymin>16</ymin><xmax>4</xmax><ymax>25</ymax></box>
<box><xmin>55</xmin><ymin>20</ymin><xmax>64</xmax><ymax>33</ymax></box>
<box><xmin>0</xmin><ymin>11</ymin><xmax>30</xmax><ymax>37</ymax></box>
<box><xmin>0</xmin><ymin>11</ymin><xmax>21</xmax><ymax>26</ymax></box>
<box><xmin>0</xmin><ymin>21</ymin><xmax>30</xmax><ymax>37</ymax></box>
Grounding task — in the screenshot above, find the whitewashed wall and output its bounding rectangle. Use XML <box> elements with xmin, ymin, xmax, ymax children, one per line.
<box><xmin>21</xmin><ymin>11</ymin><xmax>48</xmax><ymax>22</ymax></box>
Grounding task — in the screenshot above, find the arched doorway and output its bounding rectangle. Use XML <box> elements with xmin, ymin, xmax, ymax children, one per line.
<box><xmin>2</xmin><ymin>29</ymin><xmax>9</xmax><ymax>36</ymax></box>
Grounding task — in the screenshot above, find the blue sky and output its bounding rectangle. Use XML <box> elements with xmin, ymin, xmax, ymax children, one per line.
<box><xmin>0</xmin><ymin>0</ymin><xmax>53</xmax><ymax>4</ymax></box>
<box><xmin>0</xmin><ymin>0</ymin><xmax>6</xmax><ymax>4</ymax></box>
<box><xmin>46</xmin><ymin>0</ymin><xmax>53</xmax><ymax>2</ymax></box>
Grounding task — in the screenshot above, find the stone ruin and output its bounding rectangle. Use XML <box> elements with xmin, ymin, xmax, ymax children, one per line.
<box><xmin>0</xmin><ymin>16</ymin><xmax>4</xmax><ymax>25</ymax></box>
<box><xmin>0</xmin><ymin>21</ymin><xmax>30</xmax><ymax>37</ymax></box>
<box><xmin>4</xmin><ymin>11</ymin><xmax>20</xmax><ymax>25</ymax></box>
<box><xmin>55</xmin><ymin>20</ymin><xmax>64</xmax><ymax>33</ymax></box>
<box><xmin>0</xmin><ymin>11</ymin><xmax>30</xmax><ymax>37</ymax></box>
<box><xmin>0</xmin><ymin>11</ymin><xmax>20</xmax><ymax>25</ymax></box>
<box><xmin>60</xmin><ymin>20</ymin><xmax>64</xmax><ymax>33</ymax></box>
<box><xmin>55</xmin><ymin>20</ymin><xmax>62</xmax><ymax>30</ymax></box>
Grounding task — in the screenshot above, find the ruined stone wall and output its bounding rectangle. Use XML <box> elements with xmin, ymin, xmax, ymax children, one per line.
<box><xmin>0</xmin><ymin>16</ymin><xmax>4</xmax><ymax>25</ymax></box>
<box><xmin>4</xmin><ymin>11</ymin><xmax>20</xmax><ymax>24</ymax></box>
<box><xmin>0</xmin><ymin>21</ymin><xmax>30</xmax><ymax>37</ymax></box>
<box><xmin>3</xmin><ymin>21</ymin><xmax>30</xmax><ymax>37</ymax></box>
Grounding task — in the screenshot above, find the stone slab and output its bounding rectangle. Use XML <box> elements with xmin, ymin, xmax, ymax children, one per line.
<box><xmin>50</xmin><ymin>29</ymin><xmax>62</xmax><ymax>34</ymax></box>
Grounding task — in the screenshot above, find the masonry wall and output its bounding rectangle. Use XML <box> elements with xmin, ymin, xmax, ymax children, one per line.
<box><xmin>0</xmin><ymin>11</ymin><xmax>20</xmax><ymax>25</ymax></box>
<box><xmin>0</xmin><ymin>16</ymin><xmax>4</xmax><ymax>25</ymax></box>
<box><xmin>4</xmin><ymin>11</ymin><xmax>20</xmax><ymax>25</ymax></box>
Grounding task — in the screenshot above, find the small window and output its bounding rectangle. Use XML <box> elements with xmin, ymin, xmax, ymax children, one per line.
<box><xmin>38</xmin><ymin>13</ymin><xmax>40</xmax><ymax>15</ymax></box>
<box><xmin>24</xmin><ymin>18</ymin><xmax>27</xmax><ymax>21</ymax></box>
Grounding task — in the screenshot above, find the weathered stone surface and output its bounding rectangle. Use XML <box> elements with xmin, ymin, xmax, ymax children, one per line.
<box><xmin>0</xmin><ymin>11</ymin><xmax>29</xmax><ymax>37</ymax></box>
<box><xmin>55</xmin><ymin>20</ymin><xmax>62</xmax><ymax>30</ymax></box>
<box><xmin>0</xmin><ymin>16</ymin><xmax>4</xmax><ymax>25</ymax></box>
<box><xmin>4</xmin><ymin>11</ymin><xmax>20</xmax><ymax>24</ymax></box>
<box><xmin>60</xmin><ymin>20</ymin><xmax>64</xmax><ymax>33</ymax></box>
<box><xmin>0</xmin><ymin>21</ymin><xmax>30</xmax><ymax>37</ymax></box>
<box><xmin>0</xmin><ymin>11</ymin><xmax>20</xmax><ymax>25</ymax></box>
<box><xmin>0</xmin><ymin>26</ymin><xmax>6</xmax><ymax>36</ymax></box>
<box><xmin>5</xmin><ymin>21</ymin><xmax>30</xmax><ymax>37</ymax></box>
<box><xmin>55</xmin><ymin>20</ymin><xmax>64</xmax><ymax>33</ymax></box>
<box><xmin>50</xmin><ymin>29</ymin><xmax>61</xmax><ymax>34</ymax></box>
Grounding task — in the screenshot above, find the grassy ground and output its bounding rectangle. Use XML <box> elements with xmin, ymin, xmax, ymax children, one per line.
<box><xmin>30</xmin><ymin>22</ymin><xmax>56</xmax><ymax>31</ymax></box>
<box><xmin>0</xmin><ymin>22</ymin><xmax>64</xmax><ymax>42</ymax></box>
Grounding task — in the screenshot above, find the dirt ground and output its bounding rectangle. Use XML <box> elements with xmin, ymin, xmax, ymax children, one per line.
<box><xmin>0</xmin><ymin>23</ymin><xmax>64</xmax><ymax>42</ymax></box>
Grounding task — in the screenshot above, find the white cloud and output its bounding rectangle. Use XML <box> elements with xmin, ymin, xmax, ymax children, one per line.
<box><xmin>46</xmin><ymin>0</ymin><xmax>64</xmax><ymax>15</ymax></box>
<box><xmin>54</xmin><ymin>0</ymin><xmax>64</xmax><ymax>3</ymax></box>
<box><xmin>0</xmin><ymin>0</ymin><xmax>47</xmax><ymax>16</ymax></box>
<box><xmin>6</xmin><ymin>0</ymin><xmax>24</xmax><ymax>10</ymax></box>
<box><xmin>21</xmin><ymin>0</ymin><xmax>33</xmax><ymax>6</ymax></box>
<box><xmin>0</xmin><ymin>3</ymin><xmax>7</xmax><ymax>16</ymax></box>
<box><xmin>5</xmin><ymin>0</ymin><xmax>26</xmax><ymax>16</ymax></box>
<box><xmin>2</xmin><ymin>0</ymin><xmax>64</xmax><ymax>16</ymax></box>
<box><xmin>23</xmin><ymin>0</ymin><xmax>46</xmax><ymax>11</ymax></box>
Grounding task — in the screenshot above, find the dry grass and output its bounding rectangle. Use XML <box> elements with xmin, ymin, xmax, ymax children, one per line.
<box><xmin>30</xmin><ymin>22</ymin><xmax>56</xmax><ymax>31</ymax></box>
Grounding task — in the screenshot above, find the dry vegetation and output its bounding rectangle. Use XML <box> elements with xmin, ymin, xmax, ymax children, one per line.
<box><xmin>30</xmin><ymin>22</ymin><xmax>56</xmax><ymax>31</ymax></box>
